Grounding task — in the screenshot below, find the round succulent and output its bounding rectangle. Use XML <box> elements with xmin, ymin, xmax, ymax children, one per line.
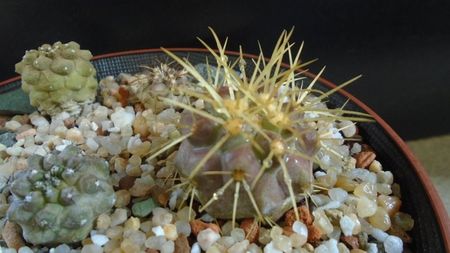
<box><xmin>7</xmin><ymin>145</ymin><xmax>115</xmax><ymax>245</ymax></box>
<box><xmin>15</xmin><ymin>41</ymin><xmax>98</xmax><ymax>116</ymax></box>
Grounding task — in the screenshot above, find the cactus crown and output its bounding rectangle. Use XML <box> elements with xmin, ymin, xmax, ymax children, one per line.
<box><xmin>7</xmin><ymin>145</ymin><xmax>115</xmax><ymax>245</ymax></box>
<box><xmin>151</xmin><ymin>28</ymin><xmax>373</xmax><ymax>226</ymax></box>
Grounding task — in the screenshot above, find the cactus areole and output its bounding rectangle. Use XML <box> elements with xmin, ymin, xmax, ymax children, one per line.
<box><xmin>7</xmin><ymin>146</ymin><xmax>115</xmax><ymax>245</ymax></box>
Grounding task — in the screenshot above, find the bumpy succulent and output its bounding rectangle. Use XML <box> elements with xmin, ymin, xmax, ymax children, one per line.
<box><xmin>124</xmin><ymin>63</ymin><xmax>189</xmax><ymax>113</ymax></box>
<box><xmin>15</xmin><ymin>41</ymin><xmax>98</xmax><ymax>116</ymax></box>
<box><xmin>152</xmin><ymin>29</ymin><xmax>372</xmax><ymax>224</ymax></box>
<box><xmin>7</xmin><ymin>145</ymin><xmax>115</xmax><ymax>245</ymax></box>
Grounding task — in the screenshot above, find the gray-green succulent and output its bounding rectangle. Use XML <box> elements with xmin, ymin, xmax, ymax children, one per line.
<box><xmin>7</xmin><ymin>145</ymin><xmax>115</xmax><ymax>245</ymax></box>
<box><xmin>15</xmin><ymin>41</ymin><xmax>98</xmax><ymax>116</ymax></box>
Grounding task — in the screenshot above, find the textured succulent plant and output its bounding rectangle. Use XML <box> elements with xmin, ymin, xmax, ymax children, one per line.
<box><xmin>7</xmin><ymin>145</ymin><xmax>115</xmax><ymax>245</ymax></box>
<box><xmin>151</xmin><ymin>29</ymin><xmax>372</xmax><ymax>225</ymax></box>
<box><xmin>15</xmin><ymin>41</ymin><xmax>98</xmax><ymax>116</ymax></box>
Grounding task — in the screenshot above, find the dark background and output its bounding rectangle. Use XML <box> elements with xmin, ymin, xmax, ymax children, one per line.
<box><xmin>1</xmin><ymin>0</ymin><xmax>449</xmax><ymax>140</ymax></box>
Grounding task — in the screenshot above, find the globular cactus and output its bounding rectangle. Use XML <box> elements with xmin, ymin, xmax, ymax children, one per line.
<box><xmin>7</xmin><ymin>145</ymin><xmax>115</xmax><ymax>245</ymax></box>
<box><xmin>154</xmin><ymin>29</ymin><xmax>372</xmax><ymax>224</ymax></box>
<box><xmin>15</xmin><ymin>41</ymin><xmax>98</xmax><ymax>116</ymax></box>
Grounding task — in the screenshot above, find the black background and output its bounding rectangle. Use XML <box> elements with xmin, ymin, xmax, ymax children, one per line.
<box><xmin>1</xmin><ymin>0</ymin><xmax>449</xmax><ymax>140</ymax></box>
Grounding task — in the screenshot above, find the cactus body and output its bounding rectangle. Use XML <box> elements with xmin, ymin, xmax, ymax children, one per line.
<box><xmin>7</xmin><ymin>146</ymin><xmax>115</xmax><ymax>245</ymax></box>
<box><xmin>15</xmin><ymin>41</ymin><xmax>98</xmax><ymax>116</ymax></box>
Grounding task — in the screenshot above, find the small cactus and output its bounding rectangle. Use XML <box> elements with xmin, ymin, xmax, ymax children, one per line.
<box><xmin>15</xmin><ymin>41</ymin><xmax>98</xmax><ymax>116</ymax></box>
<box><xmin>151</xmin><ymin>29</ymin><xmax>372</xmax><ymax>225</ymax></box>
<box><xmin>7</xmin><ymin>145</ymin><xmax>115</xmax><ymax>245</ymax></box>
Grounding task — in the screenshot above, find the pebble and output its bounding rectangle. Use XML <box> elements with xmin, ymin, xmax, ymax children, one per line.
<box><xmin>152</xmin><ymin>207</ymin><xmax>173</xmax><ymax>226</ymax></box>
<box><xmin>175</xmin><ymin>235</ymin><xmax>191</xmax><ymax>253</ymax></box>
<box><xmin>127</xmin><ymin>230</ymin><xmax>146</xmax><ymax>246</ymax></box>
<box><xmin>368</xmin><ymin>227</ymin><xmax>389</xmax><ymax>242</ymax></box>
<box><xmin>121</xmin><ymin>238</ymin><xmax>140</xmax><ymax>252</ymax></box>
<box><xmin>191</xmin><ymin>243</ymin><xmax>201</xmax><ymax>253</ymax></box>
<box><xmin>18</xmin><ymin>247</ymin><xmax>33</xmax><ymax>253</ymax></box>
<box><xmin>338</xmin><ymin>120</ymin><xmax>356</xmax><ymax>137</ymax></box>
<box><xmin>290</xmin><ymin>233</ymin><xmax>307</xmax><ymax>248</ymax></box>
<box><xmin>15</xmin><ymin>128</ymin><xmax>36</xmax><ymax>140</ymax></box>
<box><xmin>106</xmin><ymin>226</ymin><xmax>123</xmax><ymax>240</ymax></box>
<box><xmin>80</xmin><ymin>244</ymin><xmax>102</xmax><ymax>253</ymax></box>
<box><xmin>114</xmin><ymin>190</ymin><xmax>131</xmax><ymax>208</ymax></box>
<box><xmin>366</xmin><ymin>243</ymin><xmax>378</xmax><ymax>253</ymax></box>
<box><xmin>6</xmin><ymin>146</ymin><xmax>23</xmax><ymax>156</ymax></box>
<box><xmin>96</xmin><ymin>213</ymin><xmax>112</xmax><ymax>230</ymax></box>
<box><xmin>2</xmin><ymin>221</ymin><xmax>25</xmax><ymax>250</ymax></box>
<box><xmin>228</xmin><ymin>240</ymin><xmax>249</xmax><ymax>253</ymax></box>
<box><xmin>52</xmin><ymin>244</ymin><xmax>71</xmax><ymax>253</ymax></box>
<box><xmin>263</xmin><ymin>242</ymin><xmax>282</xmax><ymax>253</ymax></box>
<box><xmin>30</xmin><ymin>115</ymin><xmax>49</xmax><ymax>128</ymax></box>
<box><xmin>357</xmin><ymin>196</ymin><xmax>377</xmax><ymax>218</ymax></box>
<box><xmin>124</xmin><ymin>217</ymin><xmax>140</xmax><ymax>231</ymax></box>
<box><xmin>111</xmin><ymin>107</ymin><xmax>135</xmax><ymax>129</ymax></box>
<box><xmin>273</xmin><ymin>235</ymin><xmax>292</xmax><ymax>252</ymax></box>
<box><xmin>86</xmin><ymin>137</ymin><xmax>99</xmax><ymax>151</ymax></box>
<box><xmin>161</xmin><ymin>240</ymin><xmax>175</xmax><ymax>253</ymax></box>
<box><xmin>153</xmin><ymin>226</ymin><xmax>166</xmax><ymax>236</ymax></box>
<box><xmin>197</xmin><ymin>228</ymin><xmax>221</xmax><ymax>251</ymax></box>
<box><xmin>340</xmin><ymin>215</ymin><xmax>356</xmax><ymax>236</ymax></box>
<box><xmin>110</xmin><ymin>208</ymin><xmax>128</xmax><ymax>226</ymax></box>
<box><xmin>0</xmin><ymin>132</ymin><xmax>17</xmax><ymax>147</ymax></box>
<box><xmin>5</xmin><ymin>120</ymin><xmax>22</xmax><ymax>131</ymax></box>
<box><xmin>175</xmin><ymin>220</ymin><xmax>192</xmax><ymax>237</ymax></box>
<box><xmin>230</xmin><ymin>228</ymin><xmax>246</xmax><ymax>242</ymax></box>
<box><xmin>145</xmin><ymin>236</ymin><xmax>166</xmax><ymax>250</ymax></box>
<box><xmin>383</xmin><ymin>235</ymin><xmax>403</xmax><ymax>253</ymax></box>
<box><xmin>66</xmin><ymin>128</ymin><xmax>85</xmax><ymax>144</ymax></box>
<box><xmin>328</xmin><ymin>188</ymin><xmax>348</xmax><ymax>203</ymax></box>
<box><xmin>91</xmin><ymin>234</ymin><xmax>109</xmax><ymax>246</ymax></box>
<box><xmin>164</xmin><ymin>224</ymin><xmax>178</xmax><ymax>241</ymax></box>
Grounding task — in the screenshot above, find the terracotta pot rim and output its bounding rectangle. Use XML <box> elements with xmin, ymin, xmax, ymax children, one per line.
<box><xmin>1</xmin><ymin>47</ymin><xmax>449</xmax><ymax>251</ymax></box>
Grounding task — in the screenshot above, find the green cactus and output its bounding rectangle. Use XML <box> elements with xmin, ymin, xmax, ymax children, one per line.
<box><xmin>7</xmin><ymin>145</ymin><xmax>115</xmax><ymax>245</ymax></box>
<box><xmin>15</xmin><ymin>41</ymin><xmax>98</xmax><ymax>116</ymax></box>
<box><xmin>150</xmin><ymin>29</ymin><xmax>373</xmax><ymax>225</ymax></box>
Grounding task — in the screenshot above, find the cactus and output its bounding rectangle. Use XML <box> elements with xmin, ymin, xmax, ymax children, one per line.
<box><xmin>151</xmin><ymin>29</ymin><xmax>373</xmax><ymax>225</ymax></box>
<box><xmin>6</xmin><ymin>145</ymin><xmax>115</xmax><ymax>245</ymax></box>
<box><xmin>15</xmin><ymin>41</ymin><xmax>98</xmax><ymax>116</ymax></box>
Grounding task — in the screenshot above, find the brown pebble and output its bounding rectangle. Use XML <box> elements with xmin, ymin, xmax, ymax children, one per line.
<box><xmin>307</xmin><ymin>224</ymin><xmax>322</xmax><ymax>243</ymax></box>
<box><xmin>117</xmin><ymin>86</ymin><xmax>130</xmax><ymax>106</ymax></box>
<box><xmin>2</xmin><ymin>221</ymin><xmax>25</xmax><ymax>250</ymax></box>
<box><xmin>341</xmin><ymin>235</ymin><xmax>360</xmax><ymax>249</ymax></box>
<box><xmin>174</xmin><ymin>235</ymin><xmax>191</xmax><ymax>253</ymax></box>
<box><xmin>283</xmin><ymin>226</ymin><xmax>294</xmax><ymax>236</ymax></box>
<box><xmin>150</xmin><ymin>185</ymin><xmax>170</xmax><ymax>206</ymax></box>
<box><xmin>285</xmin><ymin>205</ymin><xmax>313</xmax><ymax>227</ymax></box>
<box><xmin>118</xmin><ymin>175</ymin><xmax>137</xmax><ymax>190</ymax></box>
<box><xmin>190</xmin><ymin>219</ymin><xmax>220</xmax><ymax>236</ymax></box>
<box><xmin>134</xmin><ymin>103</ymin><xmax>145</xmax><ymax>112</ymax></box>
<box><xmin>354</xmin><ymin>151</ymin><xmax>376</xmax><ymax>168</ymax></box>
<box><xmin>63</xmin><ymin>117</ymin><xmax>76</xmax><ymax>128</ymax></box>
<box><xmin>146</xmin><ymin>249</ymin><xmax>159</xmax><ymax>253</ymax></box>
<box><xmin>388</xmin><ymin>226</ymin><xmax>412</xmax><ymax>243</ymax></box>
<box><xmin>240</xmin><ymin>218</ymin><xmax>259</xmax><ymax>243</ymax></box>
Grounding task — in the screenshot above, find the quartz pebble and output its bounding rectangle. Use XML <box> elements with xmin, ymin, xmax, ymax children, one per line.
<box><xmin>328</xmin><ymin>188</ymin><xmax>348</xmax><ymax>203</ymax></box>
<box><xmin>110</xmin><ymin>208</ymin><xmax>128</xmax><ymax>226</ymax></box>
<box><xmin>161</xmin><ymin>240</ymin><xmax>175</xmax><ymax>253</ymax></box>
<box><xmin>80</xmin><ymin>244</ymin><xmax>102</xmax><ymax>253</ymax></box>
<box><xmin>340</xmin><ymin>215</ymin><xmax>356</xmax><ymax>236</ymax></box>
<box><xmin>5</xmin><ymin>120</ymin><xmax>21</xmax><ymax>131</ymax></box>
<box><xmin>264</xmin><ymin>242</ymin><xmax>282</xmax><ymax>253</ymax></box>
<box><xmin>228</xmin><ymin>239</ymin><xmax>249</xmax><ymax>253</ymax></box>
<box><xmin>91</xmin><ymin>234</ymin><xmax>109</xmax><ymax>246</ymax></box>
<box><xmin>230</xmin><ymin>228</ymin><xmax>246</xmax><ymax>242</ymax></box>
<box><xmin>383</xmin><ymin>235</ymin><xmax>403</xmax><ymax>253</ymax></box>
<box><xmin>52</xmin><ymin>244</ymin><xmax>71</xmax><ymax>253</ymax></box>
<box><xmin>17</xmin><ymin>247</ymin><xmax>33</xmax><ymax>253</ymax></box>
<box><xmin>145</xmin><ymin>236</ymin><xmax>166</xmax><ymax>250</ymax></box>
<box><xmin>197</xmin><ymin>228</ymin><xmax>221</xmax><ymax>251</ymax></box>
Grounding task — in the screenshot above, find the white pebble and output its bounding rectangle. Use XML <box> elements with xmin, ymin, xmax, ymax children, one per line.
<box><xmin>191</xmin><ymin>242</ymin><xmax>201</xmax><ymax>253</ymax></box>
<box><xmin>5</xmin><ymin>120</ymin><xmax>21</xmax><ymax>131</ymax></box>
<box><xmin>328</xmin><ymin>188</ymin><xmax>348</xmax><ymax>203</ymax></box>
<box><xmin>52</xmin><ymin>244</ymin><xmax>71</xmax><ymax>253</ymax></box>
<box><xmin>1</xmin><ymin>249</ymin><xmax>17</xmax><ymax>253</ymax></box>
<box><xmin>197</xmin><ymin>228</ymin><xmax>221</xmax><ymax>251</ymax></box>
<box><xmin>145</xmin><ymin>236</ymin><xmax>166</xmax><ymax>250</ymax></box>
<box><xmin>369</xmin><ymin>227</ymin><xmax>389</xmax><ymax>242</ymax></box>
<box><xmin>152</xmin><ymin>207</ymin><xmax>173</xmax><ymax>226</ymax></box>
<box><xmin>175</xmin><ymin>220</ymin><xmax>191</xmax><ymax>236</ymax></box>
<box><xmin>6</xmin><ymin>146</ymin><xmax>23</xmax><ymax>156</ymax></box>
<box><xmin>247</xmin><ymin>243</ymin><xmax>263</xmax><ymax>253</ymax></box>
<box><xmin>292</xmin><ymin>221</ymin><xmax>308</xmax><ymax>237</ymax></box>
<box><xmin>338</xmin><ymin>120</ymin><xmax>356</xmax><ymax>137</ymax></box>
<box><xmin>86</xmin><ymin>138</ymin><xmax>99</xmax><ymax>151</ymax></box>
<box><xmin>111</xmin><ymin>107</ymin><xmax>135</xmax><ymax>129</ymax></box>
<box><xmin>264</xmin><ymin>242</ymin><xmax>282</xmax><ymax>253</ymax></box>
<box><xmin>152</xmin><ymin>226</ymin><xmax>165</xmax><ymax>236</ymax></box>
<box><xmin>367</xmin><ymin>243</ymin><xmax>378</xmax><ymax>253</ymax></box>
<box><xmin>384</xmin><ymin>235</ymin><xmax>403</xmax><ymax>253</ymax></box>
<box><xmin>161</xmin><ymin>240</ymin><xmax>175</xmax><ymax>253</ymax></box>
<box><xmin>339</xmin><ymin>215</ymin><xmax>356</xmax><ymax>236</ymax></box>
<box><xmin>318</xmin><ymin>200</ymin><xmax>341</xmax><ymax>210</ymax></box>
<box><xmin>80</xmin><ymin>244</ymin><xmax>102</xmax><ymax>253</ymax></box>
<box><xmin>228</xmin><ymin>239</ymin><xmax>249</xmax><ymax>253</ymax></box>
<box><xmin>110</xmin><ymin>208</ymin><xmax>128</xmax><ymax>226</ymax></box>
<box><xmin>91</xmin><ymin>234</ymin><xmax>109</xmax><ymax>246</ymax></box>
<box><xmin>230</xmin><ymin>228</ymin><xmax>246</xmax><ymax>242</ymax></box>
<box><xmin>350</xmin><ymin>143</ymin><xmax>362</xmax><ymax>154</ymax></box>
<box><xmin>18</xmin><ymin>247</ymin><xmax>34</xmax><ymax>253</ymax></box>
<box><xmin>30</xmin><ymin>115</ymin><xmax>49</xmax><ymax>128</ymax></box>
